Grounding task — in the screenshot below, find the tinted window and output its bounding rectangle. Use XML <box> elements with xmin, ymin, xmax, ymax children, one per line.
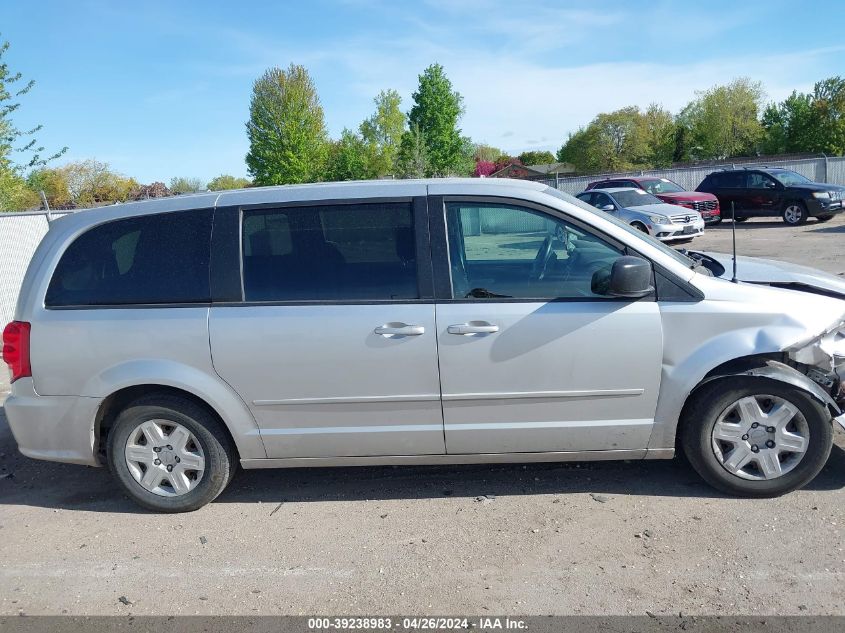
<box><xmin>46</xmin><ymin>209</ymin><xmax>212</xmax><ymax>307</ymax></box>
<box><xmin>712</xmin><ymin>172</ymin><xmax>745</xmax><ymax>188</ymax></box>
<box><xmin>242</xmin><ymin>202</ymin><xmax>417</xmax><ymax>301</ymax></box>
<box><xmin>576</xmin><ymin>192</ymin><xmax>594</xmax><ymax>206</ymax></box>
<box><xmin>446</xmin><ymin>202</ymin><xmax>622</xmax><ymax>300</ymax></box>
<box><xmin>771</xmin><ymin>170</ymin><xmax>812</xmax><ymax>186</ymax></box>
<box><xmin>609</xmin><ymin>190</ymin><xmax>662</xmax><ymax>207</ymax></box>
<box><xmin>640</xmin><ymin>178</ymin><xmax>684</xmax><ymax>194</ymax></box>
<box><xmin>748</xmin><ymin>172</ymin><xmax>778</xmax><ymax>189</ymax></box>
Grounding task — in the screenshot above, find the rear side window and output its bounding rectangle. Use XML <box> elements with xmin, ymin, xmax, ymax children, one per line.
<box><xmin>708</xmin><ymin>172</ymin><xmax>744</xmax><ymax>188</ymax></box>
<box><xmin>46</xmin><ymin>209</ymin><xmax>212</xmax><ymax>307</ymax></box>
<box><xmin>241</xmin><ymin>202</ymin><xmax>417</xmax><ymax>301</ymax></box>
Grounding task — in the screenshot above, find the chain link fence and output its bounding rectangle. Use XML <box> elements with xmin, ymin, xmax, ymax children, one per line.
<box><xmin>537</xmin><ymin>156</ymin><xmax>845</xmax><ymax>195</ymax></box>
<box><xmin>0</xmin><ymin>211</ymin><xmax>72</xmax><ymax>327</ymax></box>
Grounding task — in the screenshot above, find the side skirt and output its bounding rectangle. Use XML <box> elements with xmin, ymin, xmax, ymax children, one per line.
<box><xmin>240</xmin><ymin>448</ymin><xmax>675</xmax><ymax>469</ymax></box>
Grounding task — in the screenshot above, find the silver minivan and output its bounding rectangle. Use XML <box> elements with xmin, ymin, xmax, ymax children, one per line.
<box><xmin>3</xmin><ymin>179</ymin><xmax>844</xmax><ymax>512</ymax></box>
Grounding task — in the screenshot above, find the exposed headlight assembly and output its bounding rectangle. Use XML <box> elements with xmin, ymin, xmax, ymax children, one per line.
<box><xmin>789</xmin><ymin>321</ymin><xmax>845</xmax><ymax>371</ymax></box>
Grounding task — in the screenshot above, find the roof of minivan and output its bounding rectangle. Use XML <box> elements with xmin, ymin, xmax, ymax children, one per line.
<box><xmin>49</xmin><ymin>178</ymin><xmax>549</xmax><ymax>231</ymax></box>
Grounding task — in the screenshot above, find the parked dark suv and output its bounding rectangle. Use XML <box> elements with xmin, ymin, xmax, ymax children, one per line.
<box><xmin>586</xmin><ymin>176</ymin><xmax>721</xmax><ymax>224</ymax></box>
<box><xmin>696</xmin><ymin>167</ymin><xmax>845</xmax><ymax>226</ymax></box>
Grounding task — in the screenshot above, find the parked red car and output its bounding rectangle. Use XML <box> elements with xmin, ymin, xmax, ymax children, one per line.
<box><xmin>586</xmin><ymin>176</ymin><xmax>721</xmax><ymax>223</ymax></box>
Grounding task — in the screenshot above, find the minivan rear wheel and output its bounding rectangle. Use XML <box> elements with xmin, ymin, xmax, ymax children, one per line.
<box><xmin>680</xmin><ymin>377</ymin><xmax>832</xmax><ymax>497</ymax></box>
<box><xmin>107</xmin><ymin>395</ymin><xmax>237</xmax><ymax>512</ymax></box>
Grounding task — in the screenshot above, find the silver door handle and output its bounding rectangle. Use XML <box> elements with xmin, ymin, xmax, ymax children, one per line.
<box><xmin>374</xmin><ymin>323</ymin><xmax>425</xmax><ymax>337</ymax></box>
<box><xmin>447</xmin><ymin>322</ymin><xmax>499</xmax><ymax>335</ymax></box>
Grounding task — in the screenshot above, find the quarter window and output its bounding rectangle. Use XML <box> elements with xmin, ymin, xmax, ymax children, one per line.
<box><xmin>241</xmin><ymin>202</ymin><xmax>418</xmax><ymax>301</ymax></box>
<box><xmin>46</xmin><ymin>209</ymin><xmax>212</xmax><ymax>307</ymax></box>
<box><xmin>445</xmin><ymin>202</ymin><xmax>622</xmax><ymax>300</ymax></box>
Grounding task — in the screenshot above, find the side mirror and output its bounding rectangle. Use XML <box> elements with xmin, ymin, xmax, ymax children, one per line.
<box><xmin>591</xmin><ymin>256</ymin><xmax>654</xmax><ymax>298</ymax></box>
<box><xmin>600</xmin><ymin>204</ymin><xmax>616</xmax><ymax>212</ymax></box>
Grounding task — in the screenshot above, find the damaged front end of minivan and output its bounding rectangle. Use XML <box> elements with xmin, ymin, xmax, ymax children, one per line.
<box><xmin>787</xmin><ymin>320</ymin><xmax>845</xmax><ymax>412</ymax></box>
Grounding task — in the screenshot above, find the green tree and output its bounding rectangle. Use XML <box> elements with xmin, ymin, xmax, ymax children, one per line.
<box><xmin>359</xmin><ymin>89</ymin><xmax>405</xmax><ymax>178</ymax></box>
<box><xmin>27</xmin><ymin>165</ymin><xmax>72</xmax><ymax>208</ymax></box>
<box><xmin>207</xmin><ymin>174</ymin><xmax>251</xmax><ymax>190</ymax></box>
<box><xmin>678</xmin><ymin>78</ymin><xmax>765</xmax><ymax>159</ymax></box>
<box><xmin>760</xmin><ymin>91</ymin><xmax>816</xmax><ymax>154</ymax></box>
<box><xmin>517</xmin><ymin>150</ymin><xmax>556</xmax><ymax>166</ymax></box>
<box><xmin>56</xmin><ymin>159</ymin><xmax>137</xmax><ymax>207</ymax></box>
<box><xmin>169</xmin><ymin>176</ymin><xmax>205</xmax><ymax>194</ymax></box>
<box><xmin>556</xmin><ymin>126</ymin><xmax>606</xmax><ymax>172</ymax></box>
<box><xmin>811</xmin><ymin>76</ymin><xmax>845</xmax><ymax>155</ymax></box>
<box><xmin>0</xmin><ymin>165</ymin><xmax>38</xmax><ymax>211</ymax></box>
<box><xmin>0</xmin><ymin>35</ymin><xmax>66</xmax><ymax>211</ymax></box>
<box><xmin>406</xmin><ymin>64</ymin><xmax>465</xmax><ymax>176</ymax></box>
<box><xmin>325</xmin><ymin>129</ymin><xmax>370</xmax><ymax>181</ymax></box>
<box><xmin>556</xmin><ymin>107</ymin><xmax>650</xmax><ymax>172</ymax></box>
<box><xmin>474</xmin><ymin>144</ymin><xmax>503</xmax><ymax>163</ymax></box>
<box><xmin>396</xmin><ymin>123</ymin><xmax>429</xmax><ymax>178</ymax></box>
<box><xmin>637</xmin><ymin>104</ymin><xmax>676</xmax><ymax>167</ymax></box>
<box><xmin>245</xmin><ymin>64</ymin><xmax>328</xmax><ymax>185</ymax></box>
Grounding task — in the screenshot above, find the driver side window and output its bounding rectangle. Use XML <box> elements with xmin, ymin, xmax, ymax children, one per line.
<box><xmin>445</xmin><ymin>202</ymin><xmax>622</xmax><ymax>300</ymax></box>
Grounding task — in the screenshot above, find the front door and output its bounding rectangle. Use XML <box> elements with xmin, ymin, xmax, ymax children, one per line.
<box><xmin>434</xmin><ymin>199</ymin><xmax>663</xmax><ymax>455</ymax></box>
<box><xmin>209</xmin><ymin>198</ymin><xmax>445</xmax><ymax>458</ymax></box>
<box><xmin>746</xmin><ymin>172</ymin><xmax>783</xmax><ymax>214</ymax></box>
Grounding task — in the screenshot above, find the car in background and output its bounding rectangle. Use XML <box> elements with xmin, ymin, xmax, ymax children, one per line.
<box><xmin>586</xmin><ymin>176</ymin><xmax>720</xmax><ymax>224</ymax></box>
<box><xmin>696</xmin><ymin>167</ymin><xmax>845</xmax><ymax>226</ymax></box>
<box><xmin>577</xmin><ymin>187</ymin><xmax>705</xmax><ymax>243</ymax></box>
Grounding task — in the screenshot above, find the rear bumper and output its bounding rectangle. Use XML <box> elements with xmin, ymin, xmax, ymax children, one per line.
<box><xmin>4</xmin><ymin>378</ymin><xmax>102</xmax><ymax>466</ymax></box>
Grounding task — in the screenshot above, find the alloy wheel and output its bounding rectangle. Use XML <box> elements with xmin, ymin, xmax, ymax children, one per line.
<box><xmin>711</xmin><ymin>395</ymin><xmax>809</xmax><ymax>481</ymax></box>
<box><xmin>783</xmin><ymin>205</ymin><xmax>804</xmax><ymax>224</ymax></box>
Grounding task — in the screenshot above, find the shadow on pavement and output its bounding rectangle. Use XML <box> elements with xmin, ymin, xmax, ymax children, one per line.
<box><xmin>808</xmin><ymin>224</ymin><xmax>845</xmax><ymax>235</ymax></box>
<box><xmin>2</xmin><ymin>403</ymin><xmax>844</xmax><ymax>514</ymax></box>
<box><xmin>705</xmin><ymin>220</ymin><xmax>786</xmax><ymax>230</ymax></box>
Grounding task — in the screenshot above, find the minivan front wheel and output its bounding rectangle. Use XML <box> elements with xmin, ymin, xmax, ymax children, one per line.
<box><xmin>680</xmin><ymin>377</ymin><xmax>832</xmax><ymax>497</ymax></box>
<box><xmin>107</xmin><ymin>395</ymin><xmax>237</xmax><ymax>512</ymax></box>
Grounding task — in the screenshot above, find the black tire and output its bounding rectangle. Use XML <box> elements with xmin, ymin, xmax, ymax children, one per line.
<box><xmin>679</xmin><ymin>377</ymin><xmax>832</xmax><ymax>498</ymax></box>
<box><xmin>107</xmin><ymin>394</ymin><xmax>237</xmax><ymax>512</ymax></box>
<box><xmin>709</xmin><ymin>217</ymin><xmax>723</xmax><ymax>225</ymax></box>
<box><xmin>782</xmin><ymin>201</ymin><xmax>808</xmax><ymax>225</ymax></box>
<box><xmin>733</xmin><ymin>216</ymin><xmax>748</xmax><ymax>223</ymax></box>
<box><xmin>631</xmin><ymin>222</ymin><xmax>649</xmax><ymax>233</ymax></box>
<box><xmin>816</xmin><ymin>214</ymin><xmax>834</xmax><ymax>223</ymax></box>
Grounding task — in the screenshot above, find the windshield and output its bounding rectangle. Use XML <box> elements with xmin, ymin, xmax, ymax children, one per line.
<box><xmin>770</xmin><ymin>170</ymin><xmax>813</xmax><ymax>186</ymax></box>
<box><xmin>639</xmin><ymin>178</ymin><xmax>685</xmax><ymax>194</ymax></box>
<box><xmin>543</xmin><ymin>187</ymin><xmax>696</xmax><ymax>268</ymax></box>
<box><xmin>609</xmin><ymin>189</ymin><xmax>662</xmax><ymax>207</ymax></box>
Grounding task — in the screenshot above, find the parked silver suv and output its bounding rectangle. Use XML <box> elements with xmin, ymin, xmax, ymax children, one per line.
<box><xmin>3</xmin><ymin>179</ymin><xmax>845</xmax><ymax>512</ymax></box>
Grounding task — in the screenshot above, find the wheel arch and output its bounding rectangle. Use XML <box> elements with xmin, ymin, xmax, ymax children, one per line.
<box><xmin>93</xmin><ymin>380</ymin><xmax>265</xmax><ymax>467</ymax></box>
<box><xmin>650</xmin><ymin>346</ymin><xmax>841</xmax><ymax>452</ymax></box>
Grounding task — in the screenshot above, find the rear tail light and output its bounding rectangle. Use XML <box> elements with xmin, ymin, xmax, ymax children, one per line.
<box><xmin>2</xmin><ymin>321</ymin><xmax>31</xmax><ymax>383</ymax></box>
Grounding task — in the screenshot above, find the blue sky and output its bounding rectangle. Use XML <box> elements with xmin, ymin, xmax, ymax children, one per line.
<box><xmin>4</xmin><ymin>0</ymin><xmax>845</xmax><ymax>183</ymax></box>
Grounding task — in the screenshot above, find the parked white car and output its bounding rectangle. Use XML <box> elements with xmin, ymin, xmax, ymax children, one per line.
<box><xmin>577</xmin><ymin>187</ymin><xmax>705</xmax><ymax>243</ymax></box>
